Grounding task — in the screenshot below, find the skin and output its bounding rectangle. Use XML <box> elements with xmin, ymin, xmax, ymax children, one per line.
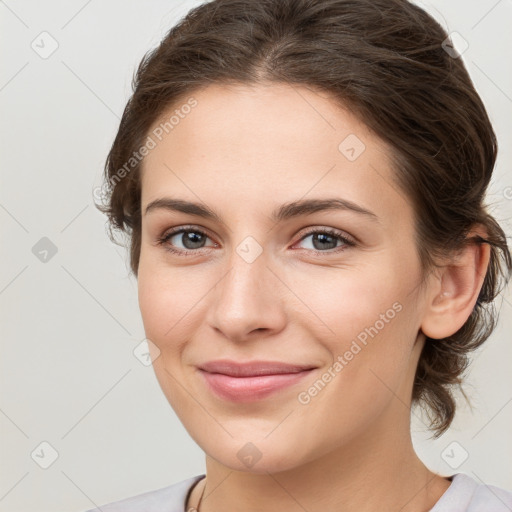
<box><xmin>137</xmin><ymin>82</ymin><xmax>490</xmax><ymax>511</ymax></box>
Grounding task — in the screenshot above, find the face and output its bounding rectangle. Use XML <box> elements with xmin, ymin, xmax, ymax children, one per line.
<box><xmin>137</xmin><ymin>82</ymin><xmax>430</xmax><ymax>473</ymax></box>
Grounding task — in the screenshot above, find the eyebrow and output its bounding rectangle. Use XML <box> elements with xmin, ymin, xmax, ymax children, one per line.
<box><xmin>144</xmin><ymin>197</ymin><xmax>379</xmax><ymax>223</ymax></box>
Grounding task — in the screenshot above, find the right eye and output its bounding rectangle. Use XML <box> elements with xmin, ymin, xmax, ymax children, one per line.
<box><xmin>157</xmin><ymin>226</ymin><xmax>218</xmax><ymax>256</ymax></box>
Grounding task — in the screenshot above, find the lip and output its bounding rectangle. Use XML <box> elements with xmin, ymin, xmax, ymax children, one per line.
<box><xmin>197</xmin><ymin>359</ymin><xmax>317</xmax><ymax>402</ymax></box>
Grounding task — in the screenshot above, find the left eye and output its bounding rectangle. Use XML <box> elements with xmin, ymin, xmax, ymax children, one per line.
<box><xmin>295</xmin><ymin>229</ymin><xmax>355</xmax><ymax>252</ymax></box>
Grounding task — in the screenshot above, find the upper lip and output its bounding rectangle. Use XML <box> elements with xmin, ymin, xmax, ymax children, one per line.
<box><xmin>198</xmin><ymin>360</ymin><xmax>317</xmax><ymax>377</ymax></box>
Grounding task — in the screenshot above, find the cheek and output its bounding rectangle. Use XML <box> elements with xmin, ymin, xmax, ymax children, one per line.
<box><xmin>137</xmin><ymin>268</ymin><xmax>168</xmax><ymax>341</ymax></box>
<box><xmin>295</xmin><ymin>307</ymin><xmax>416</xmax><ymax>447</ymax></box>
<box><xmin>323</xmin><ymin>304</ymin><xmax>410</xmax><ymax>395</ymax></box>
<box><xmin>301</xmin><ymin>264</ymin><xmax>415</xmax><ymax>395</ymax></box>
<box><xmin>291</xmin><ymin>261</ymin><xmax>403</xmax><ymax>340</ymax></box>
<box><xmin>137</xmin><ymin>263</ymin><xmax>197</xmax><ymax>409</ymax></box>
<box><xmin>137</xmin><ymin>257</ymin><xmax>194</xmax><ymax>352</ymax></box>
<box><xmin>137</xmin><ymin>255</ymin><xmax>220</xmax><ymax>367</ymax></box>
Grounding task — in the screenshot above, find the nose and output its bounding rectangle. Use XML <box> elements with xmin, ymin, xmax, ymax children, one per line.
<box><xmin>206</xmin><ymin>247</ymin><xmax>287</xmax><ymax>342</ymax></box>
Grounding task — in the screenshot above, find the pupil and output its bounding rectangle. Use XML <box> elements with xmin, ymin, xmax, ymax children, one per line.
<box><xmin>183</xmin><ymin>231</ymin><xmax>204</xmax><ymax>249</ymax></box>
<box><xmin>313</xmin><ymin>233</ymin><xmax>336</xmax><ymax>250</ymax></box>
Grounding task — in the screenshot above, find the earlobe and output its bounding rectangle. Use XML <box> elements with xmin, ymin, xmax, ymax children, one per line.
<box><xmin>420</xmin><ymin>228</ymin><xmax>491</xmax><ymax>340</ymax></box>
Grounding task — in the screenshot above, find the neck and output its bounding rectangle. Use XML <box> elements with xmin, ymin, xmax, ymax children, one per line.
<box><xmin>194</xmin><ymin>404</ymin><xmax>451</xmax><ymax>512</ymax></box>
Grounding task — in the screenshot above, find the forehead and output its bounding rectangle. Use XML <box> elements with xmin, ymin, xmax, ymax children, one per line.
<box><xmin>140</xmin><ymin>82</ymin><xmax>410</xmax><ymax>226</ymax></box>
<box><xmin>145</xmin><ymin>82</ymin><xmax>381</xmax><ymax>163</ymax></box>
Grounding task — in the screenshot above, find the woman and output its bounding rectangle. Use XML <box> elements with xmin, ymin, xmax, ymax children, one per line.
<box><xmin>88</xmin><ymin>0</ymin><xmax>512</xmax><ymax>510</ymax></box>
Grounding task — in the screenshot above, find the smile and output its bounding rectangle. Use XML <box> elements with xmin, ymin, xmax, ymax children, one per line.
<box><xmin>197</xmin><ymin>360</ymin><xmax>317</xmax><ymax>402</ymax></box>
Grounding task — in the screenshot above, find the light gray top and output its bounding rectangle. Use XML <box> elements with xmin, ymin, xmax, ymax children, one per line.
<box><xmin>83</xmin><ymin>472</ymin><xmax>512</xmax><ymax>512</ymax></box>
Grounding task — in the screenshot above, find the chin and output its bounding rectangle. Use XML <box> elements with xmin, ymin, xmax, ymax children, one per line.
<box><xmin>213</xmin><ymin>447</ymin><xmax>303</xmax><ymax>475</ymax></box>
<box><xmin>192</xmin><ymin>430</ymin><xmax>315</xmax><ymax>475</ymax></box>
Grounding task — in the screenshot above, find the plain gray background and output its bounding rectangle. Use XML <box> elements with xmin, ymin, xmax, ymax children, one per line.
<box><xmin>1</xmin><ymin>1</ymin><xmax>511</xmax><ymax>511</ymax></box>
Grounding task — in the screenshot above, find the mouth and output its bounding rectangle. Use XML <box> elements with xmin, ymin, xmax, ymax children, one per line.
<box><xmin>197</xmin><ymin>359</ymin><xmax>317</xmax><ymax>402</ymax></box>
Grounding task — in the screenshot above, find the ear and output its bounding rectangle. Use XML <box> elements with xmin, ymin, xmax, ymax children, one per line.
<box><xmin>420</xmin><ymin>226</ymin><xmax>491</xmax><ymax>340</ymax></box>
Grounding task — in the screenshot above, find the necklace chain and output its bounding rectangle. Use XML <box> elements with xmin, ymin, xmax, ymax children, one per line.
<box><xmin>190</xmin><ymin>477</ymin><xmax>206</xmax><ymax>512</ymax></box>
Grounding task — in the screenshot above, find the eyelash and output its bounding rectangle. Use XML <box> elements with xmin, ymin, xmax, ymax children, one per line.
<box><xmin>156</xmin><ymin>225</ymin><xmax>356</xmax><ymax>257</ymax></box>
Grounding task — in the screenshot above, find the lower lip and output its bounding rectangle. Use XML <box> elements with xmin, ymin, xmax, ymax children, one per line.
<box><xmin>199</xmin><ymin>369</ymin><xmax>315</xmax><ymax>402</ymax></box>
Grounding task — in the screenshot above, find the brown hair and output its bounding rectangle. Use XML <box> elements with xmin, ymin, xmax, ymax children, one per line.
<box><xmin>96</xmin><ymin>0</ymin><xmax>512</xmax><ymax>437</ymax></box>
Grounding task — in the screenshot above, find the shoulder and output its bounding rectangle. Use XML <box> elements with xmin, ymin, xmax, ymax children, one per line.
<box><xmin>432</xmin><ymin>473</ymin><xmax>512</xmax><ymax>512</ymax></box>
<box><xmin>82</xmin><ymin>474</ymin><xmax>205</xmax><ymax>512</ymax></box>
